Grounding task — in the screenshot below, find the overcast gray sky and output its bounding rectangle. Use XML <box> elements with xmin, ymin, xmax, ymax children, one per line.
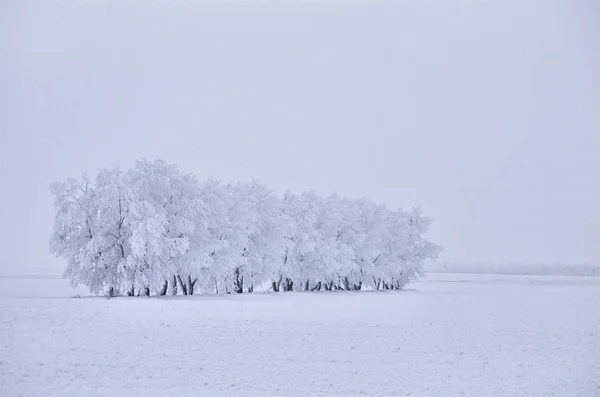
<box><xmin>1</xmin><ymin>1</ymin><xmax>599</xmax><ymax>273</ymax></box>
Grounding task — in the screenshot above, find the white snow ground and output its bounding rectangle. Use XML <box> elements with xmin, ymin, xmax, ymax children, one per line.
<box><xmin>1</xmin><ymin>274</ymin><xmax>599</xmax><ymax>397</ymax></box>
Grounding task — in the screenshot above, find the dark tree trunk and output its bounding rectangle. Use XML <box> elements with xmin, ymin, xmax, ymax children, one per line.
<box><xmin>383</xmin><ymin>282</ymin><xmax>390</xmax><ymax>290</ymax></box>
<box><xmin>128</xmin><ymin>285</ymin><xmax>135</xmax><ymax>297</ymax></box>
<box><xmin>305</xmin><ymin>279</ymin><xmax>310</xmax><ymax>291</ymax></box>
<box><xmin>284</xmin><ymin>278</ymin><xmax>294</xmax><ymax>292</ymax></box>
<box><xmin>172</xmin><ymin>275</ymin><xmax>178</xmax><ymax>295</ymax></box>
<box><xmin>272</xmin><ymin>275</ymin><xmax>283</xmax><ymax>292</ymax></box>
<box><xmin>187</xmin><ymin>275</ymin><xmax>198</xmax><ymax>295</ymax></box>
<box><xmin>248</xmin><ymin>282</ymin><xmax>254</xmax><ymax>293</ymax></box>
<box><xmin>144</xmin><ymin>286</ymin><xmax>150</xmax><ymax>296</ymax></box>
<box><xmin>353</xmin><ymin>281</ymin><xmax>363</xmax><ymax>291</ymax></box>
<box><xmin>324</xmin><ymin>282</ymin><xmax>330</xmax><ymax>291</ymax></box>
<box><xmin>108</xmin><ymin>287</ymin><xmax>115</xmax><ymax>298</ymax></box>
<box><xmin>311</xmin><ymin>281</ymin><xmax>322</xmax><ymax>292</ymax></box>
<box><xmin>159</xmin><ymin>280</ymin><xmax>168</xmax><ymax>296</ymax></box>
<box><xmin>233</xmin><ymin>267</ymin><xmax>244</xmax><ymax>293</ymax></box>
<box><xmin>177</xmin><ymin>275</ymin><xmax>188</xmax><ymax>295</ymax></box>
<box><xmin>328</xmin><ymin>280</ymin><xmax>334</xmax><ymax>291</ymax></box>
<box><xmin>343</xmin><ymin>277</ymin><xmax>351</xmax><ymax>291</ymax></box>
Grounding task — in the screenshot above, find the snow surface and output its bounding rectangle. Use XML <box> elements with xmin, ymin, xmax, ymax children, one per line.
<box><xmin>1</xmin><ymin>273</ymin><xmax>599</xmax><ymax>397</ymax></box>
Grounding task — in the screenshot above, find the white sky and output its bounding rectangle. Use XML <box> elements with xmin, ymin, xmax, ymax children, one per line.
<box><xmin>1</xmin><ymin>1</ymin><xmax>599</xmax><ymax>271</ymax></box>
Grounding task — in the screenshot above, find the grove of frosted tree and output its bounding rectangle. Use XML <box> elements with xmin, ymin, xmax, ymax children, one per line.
<box><xmin>49</xmin><ymin>160</ymin><xmax>442</xmax><ymax>297</ymax></box>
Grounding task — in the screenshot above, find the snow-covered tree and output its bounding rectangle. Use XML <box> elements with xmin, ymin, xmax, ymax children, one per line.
<box><xmin>125</xmin><ymin>159</ymin><xmax>204</xmax><ymax>295</ymax></box>
<box><xmin>236</xmin><ymin>182</ymin><xmax>290</xmax><ymax>293</ymax></box>
<box><xmin>50</xmin><ymin>159</ymin><xmax>442</xmax><ymax>296</ymax></box>
<box><xmin>50</xmin><ymin>167</ymin><xmax>140</xmax><ymax>296</ymax></box>
<box><xmin>187</xmin><ymin>178</ymin><xmax>230</xmax><ymax>294</ymax></box>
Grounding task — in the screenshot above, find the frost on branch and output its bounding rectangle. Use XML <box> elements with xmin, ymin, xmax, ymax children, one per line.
<box><xmin>49</xmin><ymin>159</ymin><xmax>442</xmax><ymax>296</ymax></box>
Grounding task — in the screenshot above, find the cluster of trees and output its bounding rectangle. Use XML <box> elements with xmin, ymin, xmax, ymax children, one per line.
<box><xmin>50</xmin><ymin>160</ymin><xmax>442</xmax><ymax>297</ymax></box>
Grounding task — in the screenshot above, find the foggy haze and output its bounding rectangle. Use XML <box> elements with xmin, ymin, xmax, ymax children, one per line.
<box><xmin>1</xmin><ymin>1</ymin><xmax>599</xmax><ymax>272</ymax></box>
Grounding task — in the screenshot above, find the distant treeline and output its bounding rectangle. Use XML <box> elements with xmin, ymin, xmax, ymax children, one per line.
<box><xmin>426</xmin><ymin>262</ymin><xmax>600</xmax><ymax>277</ymax></box>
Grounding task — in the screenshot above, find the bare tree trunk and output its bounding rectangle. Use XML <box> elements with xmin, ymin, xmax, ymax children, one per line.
<box><xmin>272</xmin><ymin>275</ymin><xmax>282</xmax><ymax>292</ymax></box>
<box><xmin>159</xmin><ymin>280</ymin><xmax>168</xmax><ymax>296</ymax></box>
<box><xmin>343</xmin><ymin>277</ymin><xmax>351</xmax><ymax>291</ymax></box>
<box><xmin>248</xmin><ymin>282</ymin><xmax>254</xmax><ymax>293</ymax></box>
<box><xmin>177</xmin><ymin>275</ymin><xmax>188</xmax><ymax>295</ymax></box>
<box><xmin>233</xmin><ymin>267</ymin><xmax>244</xmax><ymax>293</ymax></box>
<box><xmin>383</xmin><ymin>282</ymin><xmax>390</xmax><ymax>290</ymax></box>
<box><xmin>374</xmin><ymin>278</ymin><xmax>383</xmax><ymax>291</ymax></box>
<box><xmin>284</xmin><ymin>278</ymin><xmax>294</xmax><ymax>292</ymax></box>
<box><xmin>172</xmin><ymin>275</ymin><xmax>178</xmax><ymax>295</ymax></box>
<box><xmin>311</xmin><ymin>281</ymin><xmax>322</xmax><ymax>291</ymax></box>
<box><xmin>305</xmin><ymin>279</ymin><xmax>310</xmax><ymax>291</ymax></box>
<box><xmin>108</xmin><ymin>287</ymin><xmax>115</xmax><ymax>298</ymax></box>
<box><xmin>353</xmin><ymin>281</ymin><xmax>362</xmax><ymax>290</ymax></box>
<box><xmin>144</xmin><ymin>286</ymin><xmax>150</xmax><ymax>296</ymax></box>
<box><xmin>128</xmin><ymin>285</ymin><xmax>135</xmax><ymax>296</ymax></box>
<box><xmin>328</xmin><ymin>280</ymin><xmax>334</xmax><ymax>291</ymax></box>
<box><xmin>187</xmin><ymin>275</ymin><xmax>198</xmax><ymax>295</ymax></box>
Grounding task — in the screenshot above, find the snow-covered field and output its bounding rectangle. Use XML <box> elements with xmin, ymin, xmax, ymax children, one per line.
<box><xmin>1</xmin><ymin>273</ymin><xmax>599</xmax><ymax>397</ymax></box>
